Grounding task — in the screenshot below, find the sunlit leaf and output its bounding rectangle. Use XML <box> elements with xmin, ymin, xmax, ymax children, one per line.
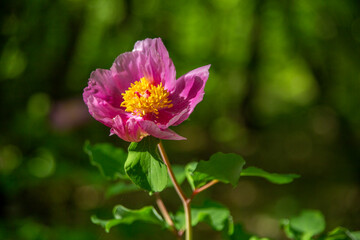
<box><xmin>227</xmin><ymin>224</ymin><xmax>252</xmax><ymax>240</ymax></box>
<box><xmin>351</xmin><ymin>232</ymin><xmax>360</xmax><ymax>240</ymax></box>
<box><xmin>188</xmin><ymin>153</ymin><xmax>245</xmax><ymax>188</ymax></box>
<box><xmin>291</xmin><ymin>210</ymin><xmax>325</xmax><ymax>236</ymax></box>
<box><xmin>325</xmin><ymin>227</ymin><xmax>360</xmax><ymax>240</ymax></box>
<box><xmin>84</xmin><ymin>141</ymin><xmax>127</xmax><ymax>180</ymax></box>
<box><xmin>241</xmin><ymin>167</ymin><xmax>300</xmax><ymax>184</ymax></box>
<box><xmin>185</xmin><ymin>162</ymin><xmax>198</xmax><ymax>190</ymax></box>
<box><xmin>125</xmin><ymin>137</ymin><xmax>167</xmax><ymax>193</ymax></box>
<box><xmin>91</xmin><ymin>205</ymin><xmax>165</xmax><ymax>233</ymax></box>
<box><xmin>174</xmin><ymin>200</ymin><xmax>233</xmax><ymax>232</ymax></box>
<box><xmin>281</xmin><ymin>219</ymin><xmax>297</xmax><ymax>239</ymax></box>
<box><xmin>282</xmin><ymin>210</ymin><xmax>325</xmax><ymax>240</ymax></box>
<box><xmin>249</xmin><ymin>237</ymin><xmax>271</xmax><ymax>240</ymax></box>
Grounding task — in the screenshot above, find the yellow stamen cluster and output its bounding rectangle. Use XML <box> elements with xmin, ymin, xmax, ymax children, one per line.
<box><xmin>121</xmin><ymin>77</ymin><xmax>173</xmax><ymax>117</ymax></box>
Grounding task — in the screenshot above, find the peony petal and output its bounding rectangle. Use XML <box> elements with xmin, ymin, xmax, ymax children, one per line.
<box><xmin>169</xmin><ymin>64</ymin><xmax>211</xmax><ymax>126</ymax></box>
<box><xmin>110</xmin><ymin>51</ymin><xmax>148</xmax><ymax>93</ymax></box>
<box><xmin>83</xmin><ymin>69</ymin><xmax>123</xmax><ymax>107</ymax></box>
<box><xmin>155</xmin><ymin>106</ymin><xmax>190</xmax><ymax>128</ymax></box>
<box><xmin>133</xmin><ymin>38</ymin><xmax>176</xmax><ymax>91</ymax></box>
<box><xmin>111</xmin><ymin>50</ymin><xmax>171</xmax><ymax>92</ymax></box>
<box><xmin>111</xmin><ymin>116</ymin><xmax>149</xmax><ymax>142</ymax></box>
<box><xmin>140</xmin><ymin>120</ymin><xmax>186</xmax><ymax>140</ymax></box>
<box><xmin>85</xmin><ymin>95</ymin><xmax>125</xmax><ymax>127</ymax></box>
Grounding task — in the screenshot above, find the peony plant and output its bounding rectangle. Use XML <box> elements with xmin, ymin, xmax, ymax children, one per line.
<box><xmin>83</xmin><ymin>38</ymin><xmax>209</xmax><ymax>142</ymax></box>
<box><xmin>83</xmin><ymin>38</ymin><xmax>359</xmax><ymax>240</ymax></box>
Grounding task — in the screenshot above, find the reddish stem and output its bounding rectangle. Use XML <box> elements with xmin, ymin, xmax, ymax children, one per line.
<box><xmin>157</xmin><ymin>141</ymin><xmax>220</xmax><ymax>240</ymax></box>
<box><xmin>155</xmin><ymin>192</ymin><xmax>181</xmax><ymax>239</ymax></box>
<box><xmin>190</xmin><ymin>180</ymin><xmax>219</xmax><ymax>200</ymax></box>
<box><xmin>158</xmin><ymin>141</ymin><xmax>192</xmax><ymax>240</ymax></box>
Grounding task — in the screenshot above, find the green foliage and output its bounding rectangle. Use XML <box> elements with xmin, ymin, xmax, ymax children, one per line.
<box><xmin>323</xmin><ymin>227</ymin><xmax>360</xmax><ymax>240</ymax></box>
<box><xmin>227</xmin><ymin>224</ymin><xmax>252</xmax><ymax>240</ymax></box>
<box><xmin>352</xmin><ymin>232</ymin><xmax>360</xmax><ymax>240</ymax></box>
<box><xmin>241</xmin><ymin>167</ymin><xmax>300</xmax><ymax>184</ymax></box>
<box><xmin>174</xmin><ymin>200</ymin><xmax>233</xmax><ymax>233</ymax></box>
<box><xmin>228</xmin><ymin>211</ymin><xmax>359</xmax><ymax>240</ymax></box>
<box><xmin>125</xmin><ymin>137</ymin><xmax>168</xmax><ymax>193</ymax></box>
<box><xmin>186</xmin><ymin>153</ymin><xmax>297</xmax><ymax>190</ymax></box>
<box><xmin>250</xmin><ymin>237</ymin><xmax>271</xmax><ymax>240</ymax></box>
<box><xmin>187</xmin><ymin>153</ymin><xmax>245</xmax><ymax>189</ymax></box>
<box><xmin>83</xmin><ymin>144</ymin><xmax>305</xmax><ymax>238</ymax></box>
<box><xmin>91</xmin><ymin>205</ymin><xmax>165</xmax><ymax>233</ymax></box>
<box><xmin>84</xmin><ymin>141</ymin><xmax>127</xmax><ymax>180</ymax></box>
<box><xmin>281</xmin><ymin>210</ymin><xmax>360</xmax><ymax>240</ymax></box>
<box><xmin>185</xmin><ymin>161</ymin><xmax>198</xmax><ymax>190</ymax></box>
<box><xmin>105</xmin><ymin>164</ymin><xmax>186</xmax><ymax>198</ymax></box>
<box><xmin>282</xmin><ymin>210</ymin><xmax>325</xmax><ymax>240</ymax></box>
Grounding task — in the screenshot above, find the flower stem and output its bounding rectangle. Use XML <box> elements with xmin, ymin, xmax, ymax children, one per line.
<box><xmin>157</xmin><ymin>141</ymin><xmax>192</xmax><ymax>240</ymax></box>
<box><xmin>155</xmin><ymin>192</ymin><xmax>181</xmax><ymax>240</ymax></box>
<box><xmin>184</xmin><ymin>199</ymin><xmax>192</xmax><ymax>240</ymax></box>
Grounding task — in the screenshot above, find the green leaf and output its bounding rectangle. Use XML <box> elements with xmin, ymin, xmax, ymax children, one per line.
<box><xmin>352</xmin><ymin>232</ymin><xmax>360</xmax><ymax>240</ymax></box>
<box><xmin>241</xmin><ymin>167</ymin><xmax>300</xmax><ymax>184</ymax></box>
<box><xmin>174</xmin><ymin>200</ymin><xmax>233</xmax><ymax>232</ymax></box>
<box><xmin>325</xmin><ymin>227</ymin><xmax>360</xmax><ymax>240</ymax></box>
<box><xmin>185</xmin><ymin>162</ymin><xmax>198</xmax><ymax>190</ymax></box>
<box><xmin>250</xmin><ymin>237</ymin><xmax>271</xmax><ymax>240</ymax></box>
<box><xmin>227</xmin><ymin>224</ymin><xmax>252</xmax><ymax>240</ymax></box>
<box><xmin>291</xmin><ymin>210</ymin><xmax>325</xmax><ymax>237</ymax></box>
<box><xmin>189</xmin><ymin>153</ymin><xmax>245</xmax><ymax>188</ymax></box>
<box><xmin>124</xmin><ymin>137</ymin><xmax>167</xmax><ymax>193</ymax></box>
<box><xmin>105</xmin><ymin>182</ymin><xmax>140</xmax><ymax>198</ymax></box>
<box><xmin>91</xmin><ymin>205</ymin><xmax>165</xmax><ymax>233</ymax></box>
<box><xmin>84</xmin><ymin>141</ymin><xmax>127</xmax><ymax>180</ymax></box>
<box><xmin>281</xmin><ymin>219</ymin><xmax>298</xmax><ymax>239</ymax></box>
<box><xmin>282</xmin><ymin>210</ymin><xmax>325</xmax><ymax>240</ymax></box>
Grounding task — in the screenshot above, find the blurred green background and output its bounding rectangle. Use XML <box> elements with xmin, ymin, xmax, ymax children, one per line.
<box><xmin>0</xmin><ymin>0</ymin><xmax>359</xmax><ymax>239</ymax></box>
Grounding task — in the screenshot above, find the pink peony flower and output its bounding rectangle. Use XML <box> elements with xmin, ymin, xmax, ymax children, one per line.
<box><xmin>83</xmin><ymin>38</ymin><xmax>210</xmax><ymax>142</ymax></box>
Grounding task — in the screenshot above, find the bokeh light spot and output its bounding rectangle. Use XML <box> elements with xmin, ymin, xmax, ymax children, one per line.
<box><xmin>28</xmin><ymin>149</ymin><xmax>56</xmax><ymax>178</ymax></box>
<box><xmin>27</xmin><ymin>93</ymin><xmax>51</xmax><ymax>119</ymax></box>
<box><xmin>0</xmin><ymin>145</ymin><xmax>22</xmax><ymax>174</ymax></box>
<box><xmin>0</xmin><ymin>43</ymin><xmax>27</xmax><ymax>79</ymax></box>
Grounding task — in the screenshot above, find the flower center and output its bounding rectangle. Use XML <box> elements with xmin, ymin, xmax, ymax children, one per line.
<box><xmin>120</xmin><ymin>77</ymin><xmax>173</xmax><ymax>117</ymax></box>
